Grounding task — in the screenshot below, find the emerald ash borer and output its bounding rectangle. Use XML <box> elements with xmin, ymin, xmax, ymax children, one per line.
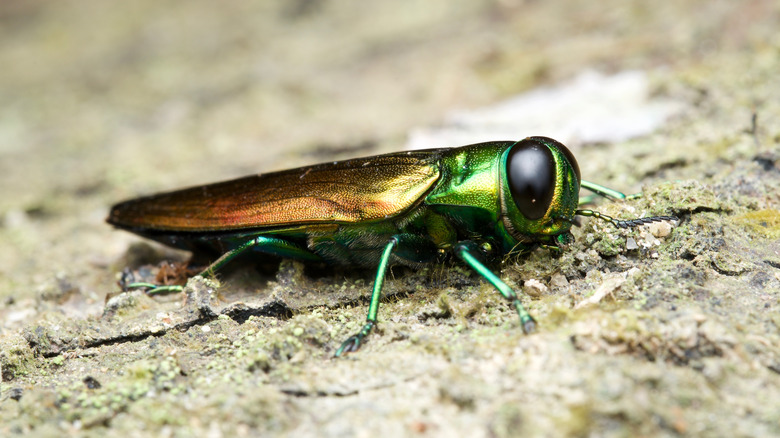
<box><xmin>107</xmin><ymin>137</ymin><xmax>675</xmax><ymax>356</ymax></box>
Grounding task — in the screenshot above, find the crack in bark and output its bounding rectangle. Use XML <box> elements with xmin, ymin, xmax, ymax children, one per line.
<box><xmin>23</xmin><ymin>277</ymin><xmax>295</xmax><ymax>357</ymax></box>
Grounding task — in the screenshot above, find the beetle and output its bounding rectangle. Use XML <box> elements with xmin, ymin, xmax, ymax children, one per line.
<box><xmin>107</xmin><ymin>136</ymin><xmax>675</xmax><ymax>355</ymax></box>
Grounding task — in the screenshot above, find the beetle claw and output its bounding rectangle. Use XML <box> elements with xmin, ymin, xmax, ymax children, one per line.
<box><xmin>335</xmin><ymin>336</ymin><xmax>362</xmax><ymax>357</ymax></box>
<box><xmin>522</xmin><ymin>319</ymin><xmax>537</xmax><ymax>334</ymax></box>
<box><xmin>334</xmin><ymin>321</ymin><xmax>375</xmax><ymax>357</ymax></box>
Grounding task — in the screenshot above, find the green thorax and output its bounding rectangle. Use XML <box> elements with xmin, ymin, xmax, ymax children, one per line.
<box><xmin>421</xmin><ymin>139</ymin><xmax>580</xmax><ymax>255</ymax></box>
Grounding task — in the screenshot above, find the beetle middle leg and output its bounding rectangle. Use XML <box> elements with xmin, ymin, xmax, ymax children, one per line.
<box><xmin>335</xmin><ymin>234</ymin><xmax>439</xmax><ymax>357</ymax></box>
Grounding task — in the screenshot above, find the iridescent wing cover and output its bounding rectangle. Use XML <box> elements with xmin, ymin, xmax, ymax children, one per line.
<box><xmin>108</xmin><ymin>150</ymin><xmax>443</xmax><ymax>233</ymax></box>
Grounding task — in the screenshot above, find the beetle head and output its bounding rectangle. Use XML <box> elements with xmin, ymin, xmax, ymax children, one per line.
<box><xmin>499</xmin><ymin>136</ymin><xmax>581</xmax><ymax>245</ymax></box>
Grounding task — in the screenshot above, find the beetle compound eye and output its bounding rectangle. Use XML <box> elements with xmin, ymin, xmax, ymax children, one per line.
<box><xmin>506</xmin><ymin>139</ymin><xmax>556</xmax><ymax>220</ymax></box>
<box><xmin>534</xmin><ymin>136</ymin><xmax>581</xmax><ymax>183</ymax></box>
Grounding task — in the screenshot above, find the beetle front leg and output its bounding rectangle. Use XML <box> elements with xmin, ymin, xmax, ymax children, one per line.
<box><xmin>455</xmin><ymin>241</ymin><xmax>536</xmax><ymax>334</ymax></box>
<box><xmin>579</xmin><ymin>180</ymin><xmax>643</xmax><ymax>205</ymax></box>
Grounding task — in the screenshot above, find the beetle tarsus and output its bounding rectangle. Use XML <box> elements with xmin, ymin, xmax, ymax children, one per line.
<box><xmin>513</xmin><ymin>300</ymin><xmax>537</xmax><ymax>334</ymax></box>
<box><xmin>520</xmin><ymin>315</ymin><xmax>537</xmax><ymax>334</ymax></box>
<box><xmin>335</xmin><ymin>321</ymin><xmax>375</xmax><ymax>357</ymax></box>
<box><xmin>124</xmin><ymin>282</ymin><xmax>184</xmax><ymax>295</ymax></box>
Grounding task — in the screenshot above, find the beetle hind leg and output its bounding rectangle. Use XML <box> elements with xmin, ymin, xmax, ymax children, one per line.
<box><xmin>124</xmin><ymin>236</ymin><xmax>314</xmax><ymax>294</ymax></box>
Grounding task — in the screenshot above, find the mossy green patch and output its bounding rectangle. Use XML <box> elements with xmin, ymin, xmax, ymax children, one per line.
<box><xmin>0</xmin><ymin>334</ymin><xmax>36</xmax><ymax>381</ymax></box>
<box><xmin>735</xmin><ymin>209</ymin><xmax>780</xmax><ymax>239</ymax></box>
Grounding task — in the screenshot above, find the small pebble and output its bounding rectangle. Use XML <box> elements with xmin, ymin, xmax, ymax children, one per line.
<box><xmin>626</xmin><ymin>237</ymin><xmax>639</xmax><ymax>250</ymax></box>
<box><xmin>649</xmin><ymin>221</ymin><xmax>672</xmax><ymax>238</ymax></box>
<box><xmin>523</xmin><ymin>279</ymin><xmax>548</xmax><ymax>297</ymax></box>
<box><xmin>550</xmin><ymin>273</ymin><xmax>569</xmax><ymax>288</ymax></box>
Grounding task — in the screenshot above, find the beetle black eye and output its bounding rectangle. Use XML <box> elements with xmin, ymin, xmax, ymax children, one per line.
<box><xmin>506</xmin><ymin>139</ymin><xmax>556</xmax><ymax>220</ymax></box>
<box><xmin>534</xmin><ymin>136</ymin><xmax>581</xmax><ymax>183</ymax></box>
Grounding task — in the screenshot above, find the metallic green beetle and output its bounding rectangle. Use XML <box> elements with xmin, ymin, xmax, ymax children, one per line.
<box><xmin>107</xmin><ymin>136</ymin><xmax>674</xmax><ymax>355</ymax></box>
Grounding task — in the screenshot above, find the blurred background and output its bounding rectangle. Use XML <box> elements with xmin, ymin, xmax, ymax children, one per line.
<box><xmin>0</xmin><ymin>1</ymin><xmax>779</xmax><ymax>435</ymax></box>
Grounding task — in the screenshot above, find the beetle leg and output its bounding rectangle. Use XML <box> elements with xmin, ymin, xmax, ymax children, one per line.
<box><xmin>335</xmin><ymin>236</ymin><xmax>399</xmax><ymax>357</ymax></box>
<box><xmin>122</xmin><ymin>282</ymin><xmax>186</xmax><ymax>294</ymax></box>
<box><xmin>579</xmin><ymin>180</ymin><xmax>643</xmax><ymax>205</ymax></box>
<box><xmin>125</xmin><ymin>236</ymin><xmax>310</xmax><ymax>294</ymax></box>
<box><xmin>334</xmin><ymin>233</ymin><xmax>442</xmax><ymax>356</ymax></box>
<box><xmin>455</xmin><ymin>241</ymin><xmax>536</xmax><ymax>334</ymax></box>
<box><xmin>200</xmin><ymin>236</ymin><xmax>314</xmax><ymax>276</ymax></box>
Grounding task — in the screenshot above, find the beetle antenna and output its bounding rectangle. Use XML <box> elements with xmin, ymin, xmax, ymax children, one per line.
<box><xmin>575</xmin><ymin>209</ymin><xmax>678</xmax><ymax>229</ymax></box>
